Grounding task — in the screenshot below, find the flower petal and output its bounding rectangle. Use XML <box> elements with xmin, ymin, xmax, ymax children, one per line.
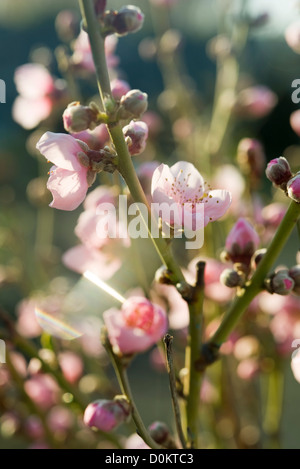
<box><xmin>47</xmin><ymin>166</ymin><xmax>88</xmax><ymax>211</ymax></box>
<box><xmin>14</xmin><ymin>63</ymin><xmax>54</xmax><ymax>99</ymax></box>
<box><xmin>12</xmin><ymin>96</ymin><xmax>52</xmax><ymax>129</ymax></box>
<box><xmin>62</xmin><ymin>245</ymin><xmax>121</xmax><ymax>280</ymax></box>
<box><xmin>37</xmin><ymin>132</ymin><xmax>83</xmax><ymax>171</ymax></box>
<box><xmin>169</xmin><ymin>161</ymin><xmax>205</xmax><ymax>199</ymax></box>
<box><xmin>203</xmin><ymin>190</ymin><xmax>232</xmax><ymax>226</ymax></box>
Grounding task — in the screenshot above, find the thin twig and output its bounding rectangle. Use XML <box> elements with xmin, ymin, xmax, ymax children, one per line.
<box><xmin>163</xmin><ymin>334</ymin><xmax>187</xmax><ymax>449</ymax></box>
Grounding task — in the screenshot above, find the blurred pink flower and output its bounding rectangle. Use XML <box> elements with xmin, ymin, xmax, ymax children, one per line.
<box><xmin>151</xmin><ymin>161</ymin><xmax>232</xmax><ymax>230</ymax></box>
<box><xmin>290</xmin><ymin>109</ymin><xmax>300</xmax><ymax>136</ymax></box>
<box><xmin>212</xmin><ymin>165</ymin><xmax>245</xmax><ymax>213</ymax></box>
<box><xmin>111</xmin><ymin>78</ymin><xmax>131</xmax><ymax>100</ymax></box>
<box><xmin>47</xmin><ymin>406</ymin><xmax>74</xmax><ymax>433</ymax></box>
<box><xmin>125</xmin><ymin>433</ymin><xmax>150</xmax><ymax>449</ymax></box>
<box><xmin>58</xmin><ymin>351</ymin><xmax>83</xmax><ymax>384</ymax></box>
<box><xmin>237</xmin><ymin>358</ymin><xmax>259</xmax><ymax>381</ymax></box>
<box><xmin>285</xmin><ymin>21</ymin><xmax>300</xmax><ymax>54</ymax></box>
<box><xmin>291</xmin><ymin>354</ymin><xmax>300</xmax><ymax>383</ymax></box>
<box><xmin>71</xmin><ymin>30</ymin><xmax>118</xmax><ymax>72</ymax></box>
<box><xmin>16</xmin><ymin>298</ymin><xmax>42</xmax><ymax>338</ymax></box>
<box><xmin>153</xmin><ymin>283</ymin><xmax>189</xmax><ymax>329</ymax></box>
<box><xmin>188</xmin><ymin>257</ymin><xmax>233</xmax><ymax>303</ymax></box>
<box><xmin>137</xmin><ymin>161</ymin><xmax>160</xmax><ymax>195</ymax></box>
<box><xmin>83</xmin><ymin>185</ymin><xmax>117</xmax><ymax>211</ymax></box>
<box><xmin>36</xmin><ymin>132</ymin><xmax>90</xmax><ymax>210</ymax></box>
<box><xmin>62</xmin><ymin>244</ymin><xmax>122</xmax><ymax>280</ymax></box>
<box><xmin>24</xmin><ymin>374</ymin><xmax>60</xmax><ymax>410</ymax></box>
<box><xmin>25</xmin><ymin>416</ymin><xmax>45</xmax><ymax>440</ymax></box>
<box><xmin>84</xmin><ymin>399</ymin><xmax>130</xmax><ymax>431</ymax></box>
<box><xmin>12</xmin><ymin>63</ymin><xmax>60</xmax><ymax>129</ymax></box>
<box><xmin>234</xmin><ymin>86</ymin><xmax>277</xmax><ymax>118</ymax></box>
<box><xmin>103</xmin><ymin>297</ymin><xmax>168</xmax><ymax>355</ymax></box>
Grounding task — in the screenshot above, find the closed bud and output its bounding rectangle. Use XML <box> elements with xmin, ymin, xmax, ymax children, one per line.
<box><xmin>289</xmin><ymin>265</ymin><xmax>300</xmax><ymax>295</ymax></box>
<box><xmin>237</xmin><ymin>138</ymin><xmax>265</xmax><ymax>186</ymax></box>
<box><xmin>103</xmin><ymin>6</ymin><xmax>144</xmax><ymax>37</ymax></box>
<box><xmin>220</xmin><ymin>268</ymin><xmax>245</xmax><ymax>288</ymax></box>
<box><xmin>265</xmin><ymin>270</ymin><xmax>295</xmax><ymax>296</ymax></box>
<box><xmin>148</xmin><ymin>421</ymin><xmax>171</xmax><ymax>445</ymax></box>
<box><xmin>225</xmin><ymin>218</ymin><xmax>260</xmax><ymax>265</ymax></box>
<box><xmin>287</xmin><ymin>173</ymin><xmax>300</xmax><ymax>203</ymax></box>
<box><xmin>265</xmin><ymin>157</ymin><xmax>292</xmax><ymax>188</ymax></box>
<box><xmin>83</xmin><ymin>395</ymin><xmax>131</xmax><ymax>432</ymax></box>
<box><xmin>119</xmin><ymin>89</ymin><xmax>148</xmax><ymax>119</ymax></box>
<box><xmin>63</xmin><ymin>102</ymin><xmax>100</xmax><ymax>133</ymax></box>
<box><xmin>123</xmin><ymin>120</ymin><xmax>148</xmax><ymax>155</ymax></box>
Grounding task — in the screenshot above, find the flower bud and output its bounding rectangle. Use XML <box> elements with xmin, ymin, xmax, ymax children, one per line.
<box><xmin>63</xmin><ymin>102</ymin><xmax>99</xmax><ymax>133</ymax></box>
<box><xmin>287</xmin><ymin>173</ymin><xmax>300</xmax><ymax>203</ymax></box>
<box><xmin>237</xmin><ymin>138</ymin><xmax>265</xmax><ymax>186</ymax></box>
<box><xmin>155</xmin><ymin>266</ymin><xmax>174</xmax><ymax>285</ymax></box>
<box><xmin>83</xmin><ymin>396</ymin><xmax>131</xmax><ymax>431</ymax></box>
<box><xmin>55</xmin><ymin>10</ymin><xmax>80</xmax><ymax>42</ymax></box>
<box><xmin>104</xmin><ymin>6</ymin><xmax>144</xmax><ymax>37</ymax></box>
<box><xmin>225</xmin><ymin>218</ymin><xmax>260</xmax><ymax>265</ymax></box>
<box><xmin>119</xmin><ymin>89</ymin><xmax>148</xmax><ymax>119</ymax></box>
<box><xmin>265</xmin><ymin>270</ymin><xmax>295</xmax><ymax>296</ymax></box>
<box><xmin>148</xmin><ymin>421</ymin><xmax>171</xmax><ymax>445</ymax></box>
<box><xmin>220</xmin><ymin>268</ymin><xmax>245</xmax><ymax>288</ymax></box>
<box><xmin>265</xmin><ymin>157</ymin><xmax>292</xmax><ymax>188</ymax></box>
<box><xmin>123</xmin><ymin>120</ymin><xmax>148</xmax><ymax>155</ymax></box>
<box><xmin>289</xmin><ymin>265</ymin><xmax>300</xmax><ymax>295</ymax></box>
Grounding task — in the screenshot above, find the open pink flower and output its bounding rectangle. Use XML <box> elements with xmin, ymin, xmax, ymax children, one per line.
<box><xmin>36</xmin><ymin>132</ymin><xmax>89</xmax><ymax>210</ymax></box>
<box><xmin>103</xmin><ymin>297</ymin><xmax>168</xmax><ymax>355</ymax></box>
<box><xmin>12</xmin><ymin>63</ymin><xmax>58</xmax><ymax>129</ymax></box>
<box><xmin>151</xmin><ymin>161</ymin><xmax>232</xmax><ymax>230</ymax></box>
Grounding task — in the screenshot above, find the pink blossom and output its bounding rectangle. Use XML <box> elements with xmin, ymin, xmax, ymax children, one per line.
<box><xmin>111</xmin><ymin>79</ymin><xmax>131</xmax><ymax>100</ymax></box>
<box><xmin>154</xmin><ymin>283</ymin><xmax>189</xmax><ymax>329</ymax></box>
<box><xmin>84</xmin><ymin>398</ymin><xmax>130</xmax><ymax>431</ymax></box>
<box><xmin>36</xmin><ymin>132</ymin><xmax>90</xmax><ymax>211</ymax></box>
<box><xmin>24</xmin><ymin>374</ymin><xmax>60</xmax><ymax>410</ymax></box>
<box><xmin>291</xmin><ymin>354</ymin><xmax>300</xmax><ymax>383</ymax></box>
<box><xmin>58</xmin><ymin>351</ymin><xmax>83</xmax><ymax>384</ymax></box>
<box><xmin>62</xmin><ymin>244</ymin><xmax>121</xmax><ymax>280</ymax></box>
<box><xmin>71</xmin><ymin>30</ymin><xmax>118</xmax><ymax>72</ymax></box>
<box><xmin>25</xmin><ymin>416</ymin><xmax>45</xmax><ymax>440</ymax></box>
<box><xmin>234</xmin><ymin>86</ymin><xmax>277</xmax><ymax>118</ymax></box>
<box><xmin>103</xmin><ymin>297</ymin><xmax>168</xmax><ymax>355</ymax></box>
<box><xmin>47</xmin><ymin>406</ymin><xmax>74</xmax><ymax>433</ymax></box>
<box><xmin>123</xmin><ymin>120</ymin><xmax>149</xmax><ymax>155</ymax></box>
<box><xmin>212</xmin><ymin>165</ymin><xmax>245</xmax><ymax>213</ymax></box>
<box><xmin>151</xmin><ymin>161</ymin><xmax>232</xmax><ymax>230</ymax></box>
<box><xmin>225</xmin><ymin>218</ymin><xmax>260</xmax><ymax>262</ymax></box>
<box><xmin>83</xmin><ymin>185</ymin><xmax>117</xmax><ymax>211</ymax></box>
<box><xmin>12</xmin><ymin>63</ymin><xmax>58</xmax><ymax>129</ymax></box>
<box><xmin>285</xmin><ymin>21</ymin><xmax>300</xmax><ymax>54</ymax></box>
<box><xmin>290</xmin><ymin>109</ymin><xmax>300</xmax><ymax>136</ymax></box>
<box><xmin>287</xmin><ymin>173</ymin><xmax>300</xmax><ymax>203</ymax></box>
<box><xmin>237</xmin><ymin>358</ymin><xmax>259</xmax><ymax>381</ymax></box>
<box><xmin>16</xmin><ymin>298</ymin><xmax>42</xmax><ymax>338</ymax></box>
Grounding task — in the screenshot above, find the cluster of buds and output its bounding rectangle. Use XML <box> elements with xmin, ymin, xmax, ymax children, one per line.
<box><xmin>63</xmin><ymin>101</ymin><xmax>105</xmax><ymax>133</ymax></box>
<box><xmin>220</xmin><ymin>219</ymin><xmax>261</xmax><ymax>288</ymax></box>
<box><xmin>96</xmin><ymin>4</ymin><xmax>145</xmax><ymax>37</ymax></box>
<box><xmin>265</xmin><ymin>268</ymin><xmax>295</xmax><ymax>296</ymax></box>
<box><xmin>76</xmin><ymin>139</ymin><xmax>117</xmax><ymax>178</ymax></box>
<box><xmin>265</xmin><ymin>157</ymin><xmax>300</xmax><ymax>203</ymax></box>
<box><xmin>84</xmin><ymin>395</ymin><xmax>131</xmax><ymax>431</ymax></box>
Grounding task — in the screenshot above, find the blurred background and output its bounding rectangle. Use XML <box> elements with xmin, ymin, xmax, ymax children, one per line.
<box><xmin>0</xmin><ymin>0</ymin><xmax>300</xmax><ymax>449</ymax></box>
